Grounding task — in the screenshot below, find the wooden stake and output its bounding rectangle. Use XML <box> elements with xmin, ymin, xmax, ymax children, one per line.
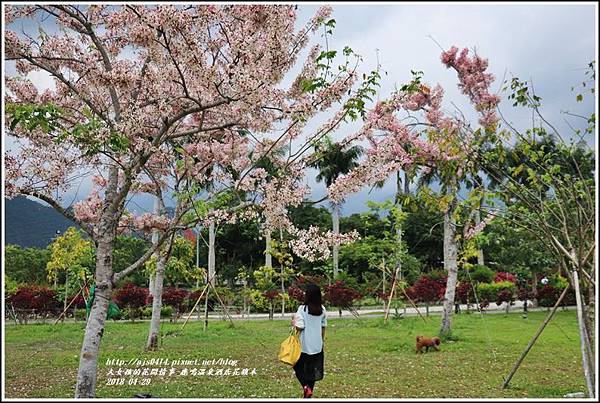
<box><xmin>401</xmin><ymin>286</ymin><xmax>427</xmax><ymax>323</ymax></box>
<box><xmin>209</xmin><ymin>282</ymin><xmax>235</xmax><ymax>326</ymax></box>
<box><xmin>181</xmin><ymin>282</ymin><xmax>209</xmax><ymax>330</ymax></box>
<box><xmin>54</xmin><ymin>285</ymin><xmax>84</xmax><ymax>325</ymax></box>
<box><xmin>502</xmin><ymin>285</ymin><xmax>570</xmax><ymax>389</ymax></box>
<box><xmin>384</xmin><ymin>269</ymin><xmax>399</xmax><ymax>323</ymax></box>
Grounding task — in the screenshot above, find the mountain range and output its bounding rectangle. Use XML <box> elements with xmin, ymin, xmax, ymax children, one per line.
<box><xmin>4</xmin><ymin>196</ymin><xmax>78</xmax><ymax>248</ymax></box>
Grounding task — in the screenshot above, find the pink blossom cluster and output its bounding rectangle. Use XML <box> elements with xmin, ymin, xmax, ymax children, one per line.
<box><xmin>73</xmin><ymin>190</ymin><xmax>104</xmax><ymax>224</ymax></box>
<box><xmin>440</xmin><ymin>46</ymin><xmax>500</xmax><ymax>128</ymax></box>
<box><xmin>464</xmin><ymin>211</ymin><xmax>496</xmax><ymax>240</ymax></box>
<box><xmin>236</xmin><ymin>168</ymin><xmax>268</xmax><ymax>192</ymax></box>
<box><xmin>288</xmin><ymin>226</ymin><xmax>360</xmax><ymax>262</ymax></box>
<box><xmin>309</xmin><ymin>6</ymin><xmax>333</xmax><ymax>29</ymax></box>
<box><xmin>202</xmin><ymin>207</ymin><xmax>259</xmax><ymax>227</ymax></box>
<box><xmin>260</xmin><ymin>173</ymin><xmax>309</xmax><ymax>231</ymax></box>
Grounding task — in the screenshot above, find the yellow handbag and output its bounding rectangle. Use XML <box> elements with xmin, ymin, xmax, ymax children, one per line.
<box><xmin>278</xmin><ymin>328</ymin><xmax>301</xmax><ymax>366</ymax></box>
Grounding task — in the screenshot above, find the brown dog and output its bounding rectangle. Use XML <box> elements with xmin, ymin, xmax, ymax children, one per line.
<box><xmin>415</xmin><ymin>335</ymin><xmax>441</xmax><ymax>354</ymax></box>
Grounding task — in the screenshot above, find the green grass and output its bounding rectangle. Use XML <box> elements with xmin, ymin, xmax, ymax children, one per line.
<box><xmin>4</xmin><ymin>310</ymin><xmax>586</xmax><ymax>398</ymax></box>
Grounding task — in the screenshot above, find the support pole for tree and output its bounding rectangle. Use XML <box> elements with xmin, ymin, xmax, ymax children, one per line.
<box><xmin>54</xmin><ymin>284</ymin><xmax>85</xmax><ymax>325</ymax></box>
<box><xmin>502</xmin><ymin>284</ymin><xmax>569</xmax><ymax>389</ymax></box>
<box><xmin>401</xmin><ymin>286</ymin><xmax>427</xmax><ymax>323</ymax></box>
<box><xmin>208</xmin><ymin>282</ymin><xmax>235</xmax><ymax>326</ymax></box>
<box><xmin>181</xmin><ymin>282</ymin><xmax>209</xmax><ymax>331</ymax></box>
<box><xmin>384</xmin><ymin>269</ymin><xmax>399</xmax><ymax>324</ymax></box>
<box><xmin>572</xmin><ymin>270</ymin><xmax>595</xmax><ymax>398</ymax></box>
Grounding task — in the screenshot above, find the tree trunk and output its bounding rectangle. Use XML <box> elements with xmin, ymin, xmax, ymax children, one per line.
<box><xmin>440</xmin><ymin>190</ymin><xmax>459</xmax><ymax>336</ymax></box>
<box><xmin>586</xmin><ymin>277</ymin><xmax>595</xmax><ymax>354</ymax></box>
<box><xmin>63</xmin><ymin>272</ymin><xmax>69</xmax><ymax>321</ymax></box>
<box><xmin>474</xmin><ymin>208</ymin><xmax>485</xmax><ymax>265</ymax></box>
<box><xmin>74</xmin><ymin>237</ymin><xmax>113</xmax><ymax>398</ymax></box>
<box><xmin>208</xmin><ymin>221</ymin><xmax>216</xmax><ymax>285</ymax></box>
<box><xmin>148</xmin><ymin>197</ymin><xmax>160</xmax><ymax>297</ymax></box>
<box><xmin>265</xmin><ymin>230</ymin><xmax>272</xmax><ymax>268</ymax></box>
<box><xmin>572</xmin><ymin>270</ymin><xmax>595</xmax><ymax>398</ymax></box>
<box><xmin>281</xmin><ymin>265</ymin><xmax>285</xmax><ymax>317</ymax></box>
<box><xmin>146</xmin><ymin>252</ymin><xmax>167</xmax><ymax>350</ymax></box>
<box><xmin>332</xmin><ymin>203</ymin><xmax>340</xmax><ymax>279</ymax></box>
<box><xmin>532</xmin><ymin>272</ymin><xmax>538</xmax><ymax>308</ymax></box>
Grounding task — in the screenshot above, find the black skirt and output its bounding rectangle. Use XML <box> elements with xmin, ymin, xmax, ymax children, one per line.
<box><xmin>293</xmin><ymin>351</ymin><xmax>324</xmax><ymax>382</ymax></box>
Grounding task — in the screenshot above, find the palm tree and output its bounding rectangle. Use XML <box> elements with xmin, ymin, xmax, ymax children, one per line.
<box><xmin>310</xmin><ymin>136</ymin><xmax>364</xmax><ymax>279</ymax></box>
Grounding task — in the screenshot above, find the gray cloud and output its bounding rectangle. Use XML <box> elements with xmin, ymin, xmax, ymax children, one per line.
<box><xmin>5</xmin><ymin>4</ymin><xmax>596</xmax><ymax>216</ymax></box>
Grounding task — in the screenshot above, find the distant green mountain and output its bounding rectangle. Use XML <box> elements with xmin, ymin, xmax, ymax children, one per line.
<box><xmin>5</xmin><ymin>196</ymin><xmax>78</xmax><ymax>248</ymax></box>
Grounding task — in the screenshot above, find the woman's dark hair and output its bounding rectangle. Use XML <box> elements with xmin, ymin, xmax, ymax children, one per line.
<box><xmin>304</xmin><ymin>283</ymin><xmax>323</xmax><ymax>316</ymax></box>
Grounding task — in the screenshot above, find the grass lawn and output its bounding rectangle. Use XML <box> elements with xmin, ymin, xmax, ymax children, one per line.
<box><xmin>4</xmin><ymin>310</ymin><xmax>586</xmax><ymax>398</ymax></box>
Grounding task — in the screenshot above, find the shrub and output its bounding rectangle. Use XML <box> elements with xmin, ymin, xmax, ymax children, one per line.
<box><xmin>263</xmin><ymin>289</ymin><xmax>280</xmax><ymax>301</ymax></box>
<box><xmin>323</xmin><ymin>280</ymin><xmax>362</xmax><ymax>311</ymax></box>
<box><xmin>9</xmin><ymin>286</ymin><xmax>60</xmax><ymax>314</ymax></box>
<box><xmin>517</xmin><ymin>285</ymin><xmax>535</xmax><ymax>302</ymax></box>
<box><xmin>114</xmin><ymin>283</ymin><xmax>148</xmax><ymax>321</ymax></box>
<box><xmin>142</xmin><ymin>306</ymin><xmax>153</xmax><ymax>319</ymax></box>
<box><xmin>247</xmin><ymin>289</ymin><xmax>269</xmax><ymax>313</ymax></box>
<box><xmin>406</xmin><ymin>275</ymin><xmax>446</xmax><ymax>305</ymax></box>
<box><xmin>113</xmin><ymin>283</ymin><xmax>148</xmax><ymax>309</ymax></box>
<box><xmin>68</xmin><ymin>293</ymin><xmax>86</xmax><ymax>309</ymax></box>
<box><xmin>476</xmin><ymin>282</ymin><xmax>496</xmax><ymax>309</ymax></box>
<box><xmin>187</xmin><ymin>289</ymin><xmax>205</xmax><ymax>309</ymax></box>
<box><xmin>74</xmin><ymin>308</ymin><xmax>87</xmax><ymax>321</ymax></box>
<box><xmin>293</xmin><ymin>274</ymin><xmax>327</xmax><ymax>289</ymax></box>
<box><xmin>455</xmin><ymin>281</ymin><xmax>475</xmax><ymax>305</ymax></box>
<box><xmin>210</xmin><ymin>286</ymin><xmax>236</xmax><ymax>307</ymax></box>
<box><xmin>494</xmin><ymin>281</ymin><xmax>516</xmax><ymax>306</ymax></box>
<box><xmin>471</xmin><ymin>265</ymin><xmax>494</xmax><ymax>283</ymax></box>
<box><xmin>287</xmin><ymin>285</ymin><xmax>305</xmax><ymax>303</ymax></box>
<box><xmin>494</xmin><ymin>272</ymin><xmax>517</xmax><ymax>284</ymax></box>
<box><xmin>161</xmin><ymin>305</ymin><xmax>174</xmax><ymax>318</ymax></box>
<box><xmin>536</xmin><ymin>284</ymin><xmax>561</xmax><ymax>307</ymax></box>
<box><xmin>161</xmin><ymin>287</ymin><xmax>189</xmax><ymax>314</ymax></box>
<box><xmin>123</xmin><ymin>307</ymin><xmax>142</xmax><ymax>321</ymax></box>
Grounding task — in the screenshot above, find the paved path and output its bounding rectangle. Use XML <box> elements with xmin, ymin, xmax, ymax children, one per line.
<box><xmin>6</xmin><ymin>301</ymin><xmax>574</xmax><ymax>325</ymax></box>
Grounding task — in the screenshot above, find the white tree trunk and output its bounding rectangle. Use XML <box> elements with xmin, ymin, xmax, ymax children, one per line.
<box><xmin>572</xmin><ymin>270</ymin><xmax>595</xmax><ymax>398</ymax></box>
<box><xmin>208</xmin><ymin>221</ymin><xmax>216</xmax><ymax>285</ymax></box>
<box><xmin>63</xmin><ymin>272</ymin><xmax>69</xmax><ymax>318</ymax></box>
<box><xmin>149</xmin><ymin>197</ymin><xmax>160</xmax><ymax>297</ymax></box>
<box><xmin>440</xmin><ymin>192</ymin><xmax>459</xmax><ymax>336</ymax></box>
<box><xmin>147</xmin><ymin>252</ymin><xmax>167</xmax><ymax>350</ymax></box>
<box><xmin>332</xmin><ymin>203</ymin><xmax>340</xmax><ymax>278</ymax></box>
<box><xmin>74</xmin><ymin>237</ymin><xmax>113</xmax><ymax>397</ymax></box>
<box><xmin>474</xmin><ymin>208</ymin><xmax>485</xmax><ymax>265</ymax></box>
<box><xmin>265</xmin><ymin>230</ymin><xmax>272</xmax><ymax>268</ymax></box>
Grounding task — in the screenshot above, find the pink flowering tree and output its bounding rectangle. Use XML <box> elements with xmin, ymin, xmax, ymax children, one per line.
<box><xmin>4</xmin><ymin>5</ymin><xmax>380</xmax><ymax>397</ymax></box>
<box><xmin>326</xmin><ymin>46</ymin><xmax>501</xmax><ymax>337</ymax></box>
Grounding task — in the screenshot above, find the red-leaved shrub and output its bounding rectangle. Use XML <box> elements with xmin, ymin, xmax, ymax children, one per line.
<box><xmin>494</xmin><ymin>272</ymin><xmax>517</xmax><ymax>283</ymax></box>
<box><xmin>161</xmin><ymin>287</ymin><xmax>190</xmax><ymax>313</ymax></box>
<box><xmin>323</xmin><ymin>280</ymin><xmax>361</xmax><ymax>309</ymax></box>
<box><xmin>9</xmin><ymin>286</ymin><xmax>60</xmax><ymax>314</ymax></box>
<box><xmin>113</xmin><ymin>283</ymin><xmax>148</xmax><ymax>308</ymax></box>
<box><xmin>287</xmin><ymin>285</ymin><xmax>305</xmax><ymax>303</ymax></box>
<box><xmin>406</xmin><ymin>275</ymin><xmax>446</xmax><ymax>305</ymax></box>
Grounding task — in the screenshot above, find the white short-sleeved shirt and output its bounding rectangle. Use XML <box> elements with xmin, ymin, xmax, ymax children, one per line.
<box><xmin>294</xmin><ymin>304</ymin><xmax>327</xmax><ymax>354</ymax></box>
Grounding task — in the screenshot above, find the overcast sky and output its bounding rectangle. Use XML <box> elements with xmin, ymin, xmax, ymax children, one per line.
<box><xmin>4</xmin><ymin>2</ymin><xmax>597</xmax><ymax>216</ymax></box>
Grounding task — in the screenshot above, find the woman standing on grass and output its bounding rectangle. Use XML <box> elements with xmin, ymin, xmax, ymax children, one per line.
<box><xmin>292</xmin><ymin>283</ymin><xmax>327</xmax><ymax>398</ymax></box>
